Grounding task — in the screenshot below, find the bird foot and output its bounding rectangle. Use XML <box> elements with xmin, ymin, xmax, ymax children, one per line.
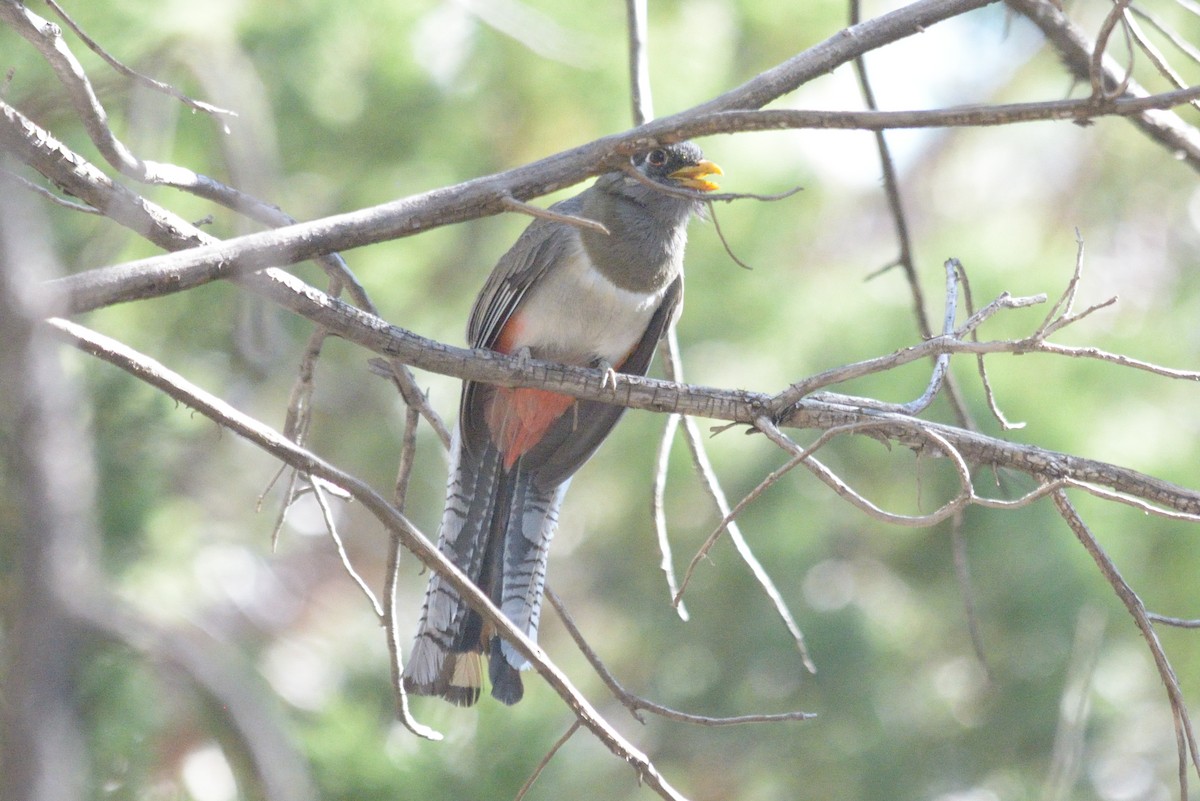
<box><xmin>593</xmin><ymin>358</ymin><xmax>618</xmax><ymax>391</ymax></box>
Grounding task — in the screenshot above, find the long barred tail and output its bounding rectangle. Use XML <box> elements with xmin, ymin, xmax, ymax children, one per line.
<box><xmin>403</xmin><ymin>428</ymin><xmax>568</xmax><ymax>706</ymax></box>
<box><xmin>490</xmin><ymin>468</ymin><xmax>568</xmax><ymax>702</ymax></box>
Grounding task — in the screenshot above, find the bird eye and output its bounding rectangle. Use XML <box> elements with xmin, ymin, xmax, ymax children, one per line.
<box><xmin>646</xmin><ymin>148</ymin><xmax>667</xmax><ymax>166</ymax></box>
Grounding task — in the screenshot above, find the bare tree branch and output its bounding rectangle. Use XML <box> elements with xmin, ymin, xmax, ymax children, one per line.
<box><xmin>625</xmin><ymin>0</ymin><xmax>653</xmax><ymax>125</ymax></box>
<box><xmin>1051</xmin><ymin>490</ymin><xmax>1200</xmax><ymax>796</ymax></box>
<box><xmin>207</xmin><ymin>265</ymin><xmax>1200</xmax><ymax>518</ymax></box>
<box><xmin>1006</xmin><ymin>0</ymin><xmax>1200</xmax><ymax>171</ymax></box>
<box><xmin>0</xmin><ymin>166</ymin><xmax>90</xmax><ymax>801</ymax></box>
<box><xmin>48</xmin><ymin>318</ymin><xmax>692</xmax><ymax>801</ymax></box>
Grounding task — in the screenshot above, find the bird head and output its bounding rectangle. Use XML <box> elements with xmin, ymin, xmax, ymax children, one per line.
<box><xmin>634</xmin><ymin>142</ymin><xmax>722</xmax><ymax>193</ymax></box>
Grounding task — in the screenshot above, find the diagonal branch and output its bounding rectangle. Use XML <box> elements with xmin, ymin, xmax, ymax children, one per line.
<box><xmin>49</xmin><ymin>318</ymin><xmax>692</xmax><ymax>801</ymax></box>
<box><xmin>1051</xmin><ymin>490</ymin><xmax>1200</xmax><ymax>798</ymax></box>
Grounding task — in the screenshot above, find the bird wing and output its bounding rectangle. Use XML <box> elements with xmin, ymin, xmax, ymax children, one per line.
<box><xmin>461</xmin><ymin>198</ymin><xmax>587</xmax><ymax>460</ymax></box>
<box><xmin>467</xmin><ymin>196</ymin><xmax>587</xmax><ymax>351</ymax></box>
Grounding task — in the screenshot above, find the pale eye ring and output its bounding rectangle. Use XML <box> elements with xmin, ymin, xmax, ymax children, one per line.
<box><xmin>646</xmin><ymin>148</ymin><xmax>667</xmax><ymax>166</ymax></box>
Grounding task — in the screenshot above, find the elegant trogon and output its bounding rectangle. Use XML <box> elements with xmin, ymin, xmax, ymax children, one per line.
<box><xmin>404</xmin><ymin>142</ymin><xmax>722</xmax><ymax>706</ymax></box>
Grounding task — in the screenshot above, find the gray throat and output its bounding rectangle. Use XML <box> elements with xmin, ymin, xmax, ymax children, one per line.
<box><xmin>577</xmin><ymin>174</ymin><xmax>696</xmax><ymax>293</ymax></box>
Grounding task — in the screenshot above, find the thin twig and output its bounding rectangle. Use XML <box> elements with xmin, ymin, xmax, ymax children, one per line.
<box><xmin>651</xmin><ymin>412</ymin><xmax>689</xmax><ymax>621</ymax></box>
<box><xmin>1128</xmin><ymin>4</ymin><xmax>1200</xmax><ymax>75</ymax></box>
<box><xmin>950</xmin><ymin>508</ymin><xmax>990</xmax><ymax>672</ymax></box>
<box><xmin>0</xmin><ymin>168</ymin><xmax>100</xmax><ymax>213</ymax></box>
<box><xmin>1123</xmin><ymin>7</ymin><xmax>1198</xmax><ymax>111</ymax></box>
<box><xmin>1091</xmin><ymin>0</ymin><xmax>1136</xmax><ymax>100</ymax></box>
<box><xmin>850</xmin><ymin>0</ymin><xmax>924</xmax><ymax>336</ymax></box>
<box><xmin>385</xmin><ymin>403</ymin><xmax>440</xmax><ymax>740</ymax></box>
<box><xmin>682</xmin><ymin>413</ymin><xmax>816</xmax><ymax>672</ymax></box>
<box><xmin>662</xmin><ymin>328</ymin><xmax>814</xmax><ymax>671</ymax></box>
<box><xmin>893</xmin><ymin>259</ymin><xmax>958</xmax><ymax>415</ymax></box>
<box><xmin>266</xmin><ymin>468</ymin><xmax>301</xmax><ymax>552</ymax></box>
<box><xmin>955</xmin><ymin>265</ymin><xmax>1027</xmax><ymax>430</ymax></box>
<box><xmin>501</xmin><ymin>194</ymin><xmax>610</xmax><ymax>235</ymax></box>
<box><xmin>675</xmin><ymin>422</ymin><xmax>864</xmax><ymax>606</ymax></box>
<box><xmin>547</xmin><ymin>589</ymin><xmax>815</xmax><ymax>726</ymax></box>
<box><xmin>706</xmin><ymin>200</ymin><xmax>754</xmax><ymax>270</ymax></box>
<box><xmin>1051</xmin><ymin>489</ymin><xmax>1199</xmax><ymax>800</ymax></box>
<box><xmin>1149</xmin><ymin>614</ymin><xmax>1200</xmax><ymax>629</ymax></box>
<box><xmin>625</xmin><ymin>0</ymin><xmax>653</xmax><ymax>125</ymax></box>
<box><xmin>309</xmin><ymin>476</ymin><xmax>384</xmax><ymax>618</ymax></box>
<box><xmin>41</xmin><ymin>0</ymin><xmax>237</xmax><ymax>118</ymax></box>
<box><xmin>1042</xmin><ymin>606</ymin><xmax>1105</xmax><ymax>801</ymax></box>
<box><xmin>514</xmin><ymin>721</ymin><xmax>582</xmax><ymax>801</ymax></box>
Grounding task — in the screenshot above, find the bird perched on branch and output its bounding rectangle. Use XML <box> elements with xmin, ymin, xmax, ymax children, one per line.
<box><xmin>404</xmin><ymin>142</ymin><xmax>722</xmax><ymax>705</ymax></box>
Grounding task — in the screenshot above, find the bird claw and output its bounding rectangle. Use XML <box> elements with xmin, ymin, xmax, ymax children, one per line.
<box><xmin>594</xmin><ymin>358</ymin><xmax>618</xmax><ymax>391</ymax></box>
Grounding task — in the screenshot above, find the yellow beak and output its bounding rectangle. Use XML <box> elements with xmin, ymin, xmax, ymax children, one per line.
<box><xmin>668</xmin><ymin>159</ymin><xmax>723</xmax><ymax>192</ymax></box>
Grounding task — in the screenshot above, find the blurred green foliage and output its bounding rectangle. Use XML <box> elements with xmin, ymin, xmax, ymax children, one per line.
<box><xmin>2</xmin><ymin>0</ymin><xmax>1200</xmax><ymax>799</ymax></box>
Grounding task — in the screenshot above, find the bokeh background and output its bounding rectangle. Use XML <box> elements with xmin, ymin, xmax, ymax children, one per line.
<box><xmin>3</xmin><ymin>0</ymin><xmax>1200</xmax><ymax>799</ymax></box>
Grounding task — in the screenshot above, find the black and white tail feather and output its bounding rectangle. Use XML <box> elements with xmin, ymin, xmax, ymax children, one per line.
<box><xmin>403</xmin><ymin>427</ymin><xmax>567</xmax><ymax>706</ymax></box>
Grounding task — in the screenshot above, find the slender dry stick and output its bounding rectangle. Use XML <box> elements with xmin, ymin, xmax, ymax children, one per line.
<box><xmin>850</xmin><ymin>0</ymin><xmax>922</xmax><ymax>330</ymax></box>
<box><xmin>50</xmin><ymin>318</ymin><xmax>689</xmax><ymax>801</ymax></box>
<box><xmin>500</xmin><ymin>195</ymin><xmax>610</xmax><ymax>234</ymax></box>
<box><xmin>652</xmin><ymin>411</ymin><xmax>689</xmax><ymax>621</ymax></box>
<box><xmin>625</xmin><ymin>0</ymin><xmax>653</xmax><ymax>125</ymax></box>
<box><xmin>40</xmin><ymin>0</ymin><xmax>234</xmax><ymax>117</ymax></box>
<box><xmin>686</xmin><ymin>410</ymin><xmax>816</xmax><ymax>671</ymax></box>
<box><xmin>1041</xmin><ymin>230</ymin><xmax>1086</xmax><ymax>330</ymax></box>
<box><xmin>768</xmin><ymin>273</ymin><xmax>1045</xmax><ymax>417</ymax></box>
<box><xmin>513</xmin><ymin>721</ymin><xmax>582</xmax><ymax>801</ymax></box>
<box><xmin>385</xmin><ymin>405</ymin><xmax>440</xmax><ymax>740</ymax></box>
<box><xmin>1091</xmin><ymin>0</ymin><xmax>1137</xmax><ymax>100</ymax></box>
<box><xmin>950</xmin><ymin>508</ymin><xmax>990</xmax><ymax>671</ymax></box>
<box><xmin>1124</xmin><ymin>8</ymin><xmax>1194</xmax><ymax>102</ymax></box>
<box><xmin>547</xmin><ymin>589</ymin><xmax>814</xmax><ymax>726</ymax></box>
<box><xmin>308</xmin><ymin>476</ymin><xmax>384</xmax><ymax>618</ymax></box>
<box><xmin>282</xmin><ymin>327</ymin><xmax>327</xmax><ymax>444</ymax></box>
<box><xmin>674</xmin><ymin>422</ymin><xmax>871</xmax><ymax>605</ymax></box>
<box><xmin>1129</xmin><ymin>4</ymin><xmax>1200</xmax><ymax>72</ymax></box>
<box><xmin>663</xmin><ymin>328</ymin><xmax>815</xmax><ymax>672</ymax></box>
<box><xmin>1051</xmin><ymin>489</ymin><xmax>1200</xmax><ymax>800</ymax></box>
<box><xmin>893</xmin><ymin>259</ymin><xmax>959</xmax><ymax>415</ymax></box>
<box><xmin>0</xmin><ymin>168</ymin><xmax>100</xmax><ymax>213</ymax></box>
<box><xmin>1150</xmin><ymin>614</ymin><xmax>1200</xmax><ymax>629</ymax></box>
<box><xmin>955</xmin><ymin>265</ymin><xmax>1028</xmax><ymax>430</ymax></box>
<box><xmin>754</xmin><ymin>417</ymin><xmax>977</xmax><ymax>527</ymax></box>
